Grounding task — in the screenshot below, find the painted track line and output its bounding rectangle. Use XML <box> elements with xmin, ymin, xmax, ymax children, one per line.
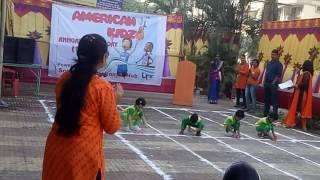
<box><xmin>116</xmin><ymin>132</ymin><xmax>320</xmax><ymax>142</ymax></box>
<box><xmin>153</xmin><ymin>108</ymin><xmax>302</xmax><ymax>180</ymax></box>
<box><xmin>118</xmin><ymin>106</ymin><xmax>223</xmax><ymax>173</ymax></box>
<box><xmin>115</xmin><ymin>134</ymin><xmax>172</xmax><ymax>180</ymax></box>
<box><xmin>228</xmin><ymin>108</ymin><xmax>320</xmax><ymax>140</ymax></box>
<box><xmin>39</xmin><ymin>100</ymin><xmax>54</xmax><ymax>123</ymax></box>
<box><xmin>197</xmin><ymin>111</ymin><xmax>320</xmax><ymax>169</ymax></box>
<box><xmin>117</xmin><ymin>106</ymin><xmax>172</xmax><ymax>180</ymax></box>
<box><xmin>146</xmin><ymin>112</ymin><xmax>224</xmax><ymax>173</ymax></box>
<box><xmin>227</xmin><ymin>109</ymin><xmax>320</xmax><ymax>150</ymax></box>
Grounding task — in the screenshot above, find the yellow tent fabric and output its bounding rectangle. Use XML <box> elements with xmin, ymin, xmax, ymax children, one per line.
<box><xmin>258</xmin><ymin>19</ymin><xmax>320</xmax><ymax>93</ymax></box>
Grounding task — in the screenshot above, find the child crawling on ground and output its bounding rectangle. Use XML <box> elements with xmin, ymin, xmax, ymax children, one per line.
<box><xmin>121</xmin><ymin>97</ymin><xmax>147</xmax><ymax>132</ymax></box>
<box><xmin>256</xmin><ymin>113</ymin><xmax>277</xmax><ymax>141</ymax></box>
<box><xmin>179</xmin><ymin>113</ymin><xmax>204</xmax><ymax>136</ymax></box>
<box><xmin>224</xmin><ymin>110</ymin><xmax>245</xmax><ymax>138</ymax></box>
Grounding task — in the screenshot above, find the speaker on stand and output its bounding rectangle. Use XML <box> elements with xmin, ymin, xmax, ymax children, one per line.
<box><xmin>16</xmin><ymin>38</ymin><xmax>35</xmax><ymax>64</ymax></box>
<box><xmin>3</xmin><ymin>36</ymin><xmax>18</xmax><ymax>63</ymax></box>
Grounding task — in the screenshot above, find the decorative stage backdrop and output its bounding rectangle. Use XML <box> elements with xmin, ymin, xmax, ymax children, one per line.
<box><xmin>258</xmin><ymin>18</ymin><xmax>320</xmax><ymax>94</ymax></box>
<box><xmin>49</xmin><ymin>3</ymin><xmax>167</xmax><ymax>85</ymax></box>
<box><xmin>6</xmin><ymin>0</ymin><xmax>182</xmax><ymax>83</ymax></box>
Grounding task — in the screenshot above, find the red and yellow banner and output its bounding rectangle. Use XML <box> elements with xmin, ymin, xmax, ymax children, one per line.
<box><xmin>258</xmin><ymin>19</ymin><xmax>320</xmax><ymax>93</ymax></box>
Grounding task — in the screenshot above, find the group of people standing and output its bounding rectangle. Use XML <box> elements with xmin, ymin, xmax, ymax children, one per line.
<box><xmin>208</xmin><ymin>49</ymin><xmax>314</xmax><ymax>131</ymax></box>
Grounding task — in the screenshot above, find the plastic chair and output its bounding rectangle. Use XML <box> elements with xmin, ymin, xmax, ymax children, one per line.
<box><xmin>2</xmin><ymin>67</ymin><xmax>20</xmax><ymax>97</ymax></box>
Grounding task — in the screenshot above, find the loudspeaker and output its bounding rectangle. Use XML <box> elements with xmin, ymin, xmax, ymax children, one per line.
<box><xmin>3</xmin><ymin>36</ymin><xmax>18</xmax><ymax>63</ymax></box>
<box><xmin>16</xmin><ymin>38</ymin><xmax>35</xmax><ymax>64</ymax></box>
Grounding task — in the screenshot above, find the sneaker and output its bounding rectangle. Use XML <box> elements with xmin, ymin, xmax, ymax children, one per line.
<box><xmin>242</xmin><ymin>108</ymin><xmax>249</xmax><ymax>112</ymax></box>
<box><xmin>0</xmin><ymin>100</ymin><xmax>8</xmax><ymax>108</ymax></box>
<box><xmin>131</xmin><ymin>126</ymin><xmax>141</xmax><ymax>131</ymax></box>
<box><xmin>123</xmin><ymin>126</ymin><xmax>131</xmax><ymax>132</ymax></box>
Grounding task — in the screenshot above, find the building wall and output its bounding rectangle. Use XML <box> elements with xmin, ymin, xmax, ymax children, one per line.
<box><xmin>249</xmin><ymin>0</ymin><xmax>320</xmax><ymax>21</ymax></box>
<box><xmin>301</xmin><ymin>4</ymin><xmax>320</xmax><ymax>19</ymax></box>
<box><xmin>4</xmin><ymin>1</ymin><xmax>183</xmax><ymax>93</ymax></box>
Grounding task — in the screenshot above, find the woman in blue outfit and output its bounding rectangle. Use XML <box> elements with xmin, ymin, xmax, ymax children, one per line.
<box><xmin>208</xmin><ymin>55</ymin><xmax>224</xmax><ymax>104</ymax></box>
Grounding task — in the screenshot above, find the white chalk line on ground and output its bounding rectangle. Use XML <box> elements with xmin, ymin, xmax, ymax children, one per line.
<box><xmin>118</xmin><ymin>106</ymin><xmax>223</xmax><ymax>175</ymax></box>
<box><xmin>39</xmin><ymin>100</ymin><xmax>320</xmax><ymax>146</ymax></box>
<box><xmin>238</xmin><ymin>118</ymin><xmax>320</xmax><ymax>151</ymax></box>
<box><xmin>118</xmin><ymin>105</ymin><xmax>209</xmax><ymax>112</ymax></box>
<box><xmin>116</xmin><ymin>132</ymin><xmax>320</xmax><ymax>143</ymax></box>
<box><xmin>136</xmin><ymin>104</ymin><xmax>320</xmax><ymax>142</ymax></box>
<box><xmin>119</xmin><ymin>105</ymin><xmax>320</xmax><ymax>149</ymax></box>
<box><xmin>38</xmin><ymin>100</ymin><xmax>54</xmax><ymax>123</ymax></box>
<box><xmin>227</xmin><ymin>109</ymin><xmax>320</xmax><ymax>150</ymax></box>
<box><xmin>154</xmin><ymin>108</ymin><xmax>301</xmax><ymax>180</ymax></box>
<box><xmin>149</xmin><ymin>107</ymin><xmax>224</xmax><ymax>173</ymax></box>
<box><xmin>228</xmin><ymin>108</ymin><xmax>320</xmax><ymax>140</ymax></box>
<box><xmin>39</xmin><ymin>100</ymin><xmax>317</xmax><ymax>179</ymax></box>
<box><xmin>119</xmin><ymin>106</ymin><xmax>223</xmax><ymax>173</ymax></box>
<box><xmin>39</xmin><ymin>100</ymin><xmax>320</xmax><ymax>140</ymax></box>
<box><xmin>115</xmin><ymin>133</ymin><xmax>172</xmax><ymax>180</ymax></box>
<box><xmin>40</xmin><ymin>101</ymin><xmax>171</xmax><ymax>180</ymax></box>
<box><xmin>197</xmin><ymin>111</ymin><xmax>320</xmax><ymax>169</ymax></box>
<box><xmin>116</xmin><ymin>106</ymin><xmax>172</xmax><ymax>180</ymax></box>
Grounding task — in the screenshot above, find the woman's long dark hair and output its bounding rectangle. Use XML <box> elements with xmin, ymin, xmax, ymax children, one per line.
<box><xmin>302</xmin><ymin>60</ymin><xmax>314</xmax><ymax>76</ymax></box>
<box><xmin>55</xmin><ymin>34</ymin><xmax>108</xmax><ymax>136</ymax></box>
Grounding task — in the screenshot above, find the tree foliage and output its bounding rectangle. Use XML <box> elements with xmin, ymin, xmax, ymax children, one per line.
<box><xmin>123</xmin><ymin>0</ymin><xmax>266</xmax><ymax>94</ymax></box>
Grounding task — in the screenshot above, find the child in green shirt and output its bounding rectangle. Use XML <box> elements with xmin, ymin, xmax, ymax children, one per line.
<box><xmin>121</xmin><ymin>97</ymin><xmax>147</xmax><ymax>132</ymax></box>
<box><xmin>224</xmin><ymin>110</ymin><xmax>245</xmax><ymax>138</ymax></box>
<box><xmin>256</xmin><ymin>113</ymin><xmax>277</xmax><ymax>141</ymax></box>
<box><xmin>179</xmin><ymin>113</ymin><xmax>204</xmax><ymax>136</ymax></box>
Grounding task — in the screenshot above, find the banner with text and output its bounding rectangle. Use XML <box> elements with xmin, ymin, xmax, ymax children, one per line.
<box><xmin>49</xmin><ymin>3</ymin><xmax>167</xmax><ymax>85</ymax></box>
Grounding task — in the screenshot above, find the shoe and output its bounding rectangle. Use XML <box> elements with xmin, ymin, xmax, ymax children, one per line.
<box><xmin>123</xmin><ymin>126</ymin><xmax>131</xmax><ymax>132</ymax></box>
<box><xmin>297</xmin><ymin>113</ymin><xmax>301</xmax><ymax>119</ymax></box>
<box><xmin>131</xmin><ymin>126</ymin><xmax>141</xmax><ymax>131</ymax></box>
<box><xmin>196</xmin><ymin>131</ymin><xmax>201</xmax><ymax>136</ymax></box>
<box><xmin>0</xmin><ymin>100</ymin><xmax>8</xmax><ymax>108</ymax></box>
<box><xmin>241</xmin><ymin>106</ymin><xmax>248</xmax><ymax>111</ymax></box>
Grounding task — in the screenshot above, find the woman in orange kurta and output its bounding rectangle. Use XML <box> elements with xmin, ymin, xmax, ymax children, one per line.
<box><xmin>234</xmin><ymin>54</ymin><xmax>249</xmax><ymax>108</ymax></box>
<box><xmin>42</xmin><ymin>34</ymin><xmax>122</xmax><ymax>180</ymax></box>
<box><xmin>283</xmin><ymin>60</ymin><xmax>313</xmax><ymax>131</ymax></box>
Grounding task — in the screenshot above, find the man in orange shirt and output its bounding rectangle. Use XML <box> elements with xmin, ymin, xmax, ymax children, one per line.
<box><xmin>245</xmin><ymin>59</ymin><xmax>261</xmax><ymax>112</ymax></box>
<box><xmin>234</xmin><ymin>54</ymin><xmax>249</xmax><ymax>108</ymax></box>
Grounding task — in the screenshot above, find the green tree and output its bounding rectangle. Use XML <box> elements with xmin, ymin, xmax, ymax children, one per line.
<box><xmin>123</xmin><ymin>0</ymin><xmax>145</xmax><ymax>12</ymax></box>
<box><xmin>240</xmin><ymin>17</ymin><xmax>262</xmax><ymax>57</ymax></box>
<box><xmin>262</xmin><ymin>0</ymin><xmax>278</xmax><ymax>22</ymax></box>
<box><xmin>187</xmin><ymin>0</ymin><xmax>254</xmax><ymax>92</ymax></box>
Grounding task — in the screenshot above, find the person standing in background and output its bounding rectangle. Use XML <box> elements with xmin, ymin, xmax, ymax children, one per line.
<box><xmin>263</xmin><ymin>49</ymin><xmax>283</xmax><ymax>120</ymax></box>
<box><xmin>283</xmin><ymin>60</ymin><xmax>313</xmax><ymax>131</ymax></box>
<box><xmin>208</xmin><ymin>55</ymin><xmax>224</xmax><ymax>104</ymax></box>
<box><xmin>245</xmin><ymin>59</ymin><xmax>261</xmax><ymax>112</ymax></box>
<box><xmin>234</xmin><ymin>54</ymin><xmax>249</xmax><ymax>108</ymax></box>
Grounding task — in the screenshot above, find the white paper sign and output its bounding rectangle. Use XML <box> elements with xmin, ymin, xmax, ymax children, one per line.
<box><xmin>279</xmin><ymin>80</ymin><xmax>294</xmax><ymax>89</ymax></box>
<box><xmin>49</xmin><ymin>3</ymin><xmax>167</xmax><ymax>85</ymax></box>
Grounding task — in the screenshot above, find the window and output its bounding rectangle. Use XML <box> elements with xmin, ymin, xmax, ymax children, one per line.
<box><xmin>316</xmin><ymin>6</ymin><xmax>320</xmax><ymax>13</ymax></box>
<box><xmin>290</xmin><ymin>6</ymin><xmax>302</xmax><ymax>20</ymax></box>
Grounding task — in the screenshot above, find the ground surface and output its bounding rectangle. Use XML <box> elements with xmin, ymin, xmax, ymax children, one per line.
<box><xmin>0</xmin><ymin>84</ymin><xmax>320</xmax><ymax>180</ymax></box>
